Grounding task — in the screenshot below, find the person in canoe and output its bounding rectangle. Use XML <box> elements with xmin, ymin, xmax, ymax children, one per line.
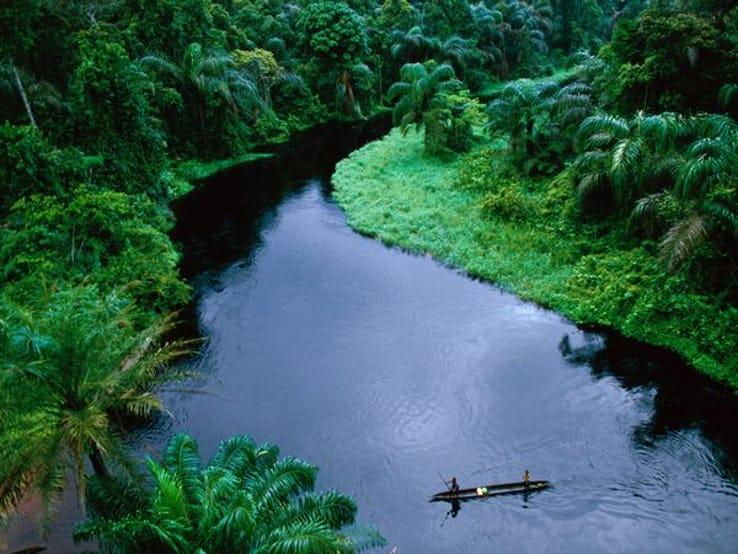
<box><xmin>523</xmin><ymin>469</ymin><xmax>530</xmax><ymax>489</ymax></box>
<box><xmin>450</xmin><ymin>477</ymin><xmax>460</xmax><ymax>494</ymax></box>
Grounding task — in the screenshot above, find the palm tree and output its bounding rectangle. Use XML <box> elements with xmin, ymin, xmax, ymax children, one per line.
<box><xmin>232</xmin><ymin>48</ymin><xmax>304</xmax><ymax>108</ymax></box>
<box><xmin>498</xmin><ymin>0</ymin><xmax>552</xmax><ymax>71</ymax></box>
<box><xmin>74</xmin><ymin>433</ymin><xmax>385</xmax><ymax>553</ymax></box>
<box><xmin>573</xmin><ymin>112</ymin><xmax>669</xmax><ymax>206</ymax></box>
<box><xmin>389</xmin><ymin>27</ymin><xmax>440</xmax><ymax>65</ymax></box>
<box><xmin>0</xmin><ymin>287</ymin><xmax>193</xmax><ymax>518</ymax></box>
<box><xmin>139</xmin><ymin>43</ymin><xmax>263</xmax><ymax>148</ymax></box>
<box><xmin>438</xmin><ymin>36</ymin><xmax>473</xmax><ymax>79</ymax></box>
<box><xmin>551</xmin><ymin>81</ymin><xmax>594</xmax><ymax>131</ymax></box>
<box><xmin>387</xmin><ymin>62</ymin><xmax>459</xmax><ymax>133</ymax></box>
<box><xmin>576</xmin><ymin>112</ymin><xmax>738</xmax><ymax>272</ymax></box>
<box><xmin>486</xmin><ymin>79</ymin><xmax>558</xmax><ymax>156</ymax></box>
<box><xmin>470</xmin><ymin>3</ymin><xmax>507</xmax><ymax>76</ymax></box>
<box><xmin>336</xmin><ymin>62</ymin><xmax>374</xmax><ymax>117</ymax></box>
<box><xmin>656</xmin><ymin>115</ymin><xmax>738</xmax><ymax>271</ymax></box>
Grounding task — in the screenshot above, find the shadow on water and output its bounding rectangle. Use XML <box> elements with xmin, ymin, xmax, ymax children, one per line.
<box><xmin>171</xmin><ymin>116</ymin><xmax>392</xmax><ymax>281</ymax></box>
<box><xmin>560</xmin><ymin>331</ymin><xmax>738</xmax><ymax>477</ymax></box>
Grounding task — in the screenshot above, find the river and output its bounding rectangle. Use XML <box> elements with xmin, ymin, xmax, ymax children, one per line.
<box><xmin>5</xmin><ymin>119</ymin><xmax>738</xmax><ymax>553</ymax></box>
<box><xmin>168</xmin><ymin>120</ymin><xmax>738</xmax><ymax>553</ymax></box>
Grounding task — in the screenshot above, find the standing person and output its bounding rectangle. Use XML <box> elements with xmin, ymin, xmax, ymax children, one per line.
<box><xmin>450</xmin><ymin>476</ymin><xmax>460</xmax><ymax>494</ymax></box>
<box><xmin>523</xmin><ymin>470</ymin><xmax>530</xmax><ymax>489</ymax></box>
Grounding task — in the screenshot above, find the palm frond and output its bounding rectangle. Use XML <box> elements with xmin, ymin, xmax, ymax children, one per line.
<box><xmin>659</xmin><ymin>214</ymin><xmax>708</xmax><ymax>272</ymax></box>
<box><xmin>628</xmin><ymin>192</ymin><xmax>668</xmax><ymax>233</ymax></box>
<box><xmin>702</xmin><ymin>201</ymin><xmax>738</xmax><ymax>234</ymax></box>
<box><xmin>249</xmin><ymin>458</ymin><xmax>317</xmax><ymax>518</ymax></box>
<box><xmin>255</xmin><ymin>519</ymin><xmax>351</xmax><ymax>554</ymax></box>
<box><xmin>577</xmin><ymin>114</ymin><xmax>629</xmax><ymax>148</ymax></box>
<box><xmin>163</xmin><ymin>433</ymin><xmax>202</xmax><ymax>507</ymax></box>
<box><xmin>719</xmin><ymin>83</ymin><xmax>738</xmax><ymax>109</ymax></box>
<box><xmin>577</xmin><ymin>171</ymin><xmax>610</xmax><ymax>200</ymax></box>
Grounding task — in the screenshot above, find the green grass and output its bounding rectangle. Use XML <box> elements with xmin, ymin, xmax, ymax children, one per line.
<box><xmin>175</xmin><ymin>152</ymin><xmax>275</xmax><ymax>183</ymax></box>
<box><xmin>333</xmin><ymin>128</ymin><xmax>738</xmax><ymax>390</ymax></box>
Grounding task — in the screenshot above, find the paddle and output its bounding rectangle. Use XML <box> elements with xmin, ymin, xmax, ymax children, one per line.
<box><xmin>437</xmin><ymin>471</ymin><xmax>451</xmax><ymax>491</ymax></box>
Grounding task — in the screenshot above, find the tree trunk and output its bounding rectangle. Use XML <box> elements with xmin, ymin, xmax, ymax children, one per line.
<box><xmin>525</xmin><ymin>116</ymin><xmax>535</xmax><ymax>156</ymax></box>
<box><xmin>12</xmin><ymin>64</ymin><xmax>37</xmax><ymax>128</ymax></box>
<box><xmin>376</xmin><ymin>56</ymin><xmax>383</xmax><ymax>105</ymax></box>
<box><xmin>88</xmin><ymin>445</ymin><xmax>109</xmax><ymax>479</ymax></box>
<box><xmin>198</xmin><ymin>101</ymin><xmax>207</xmax><ymax>148</ymax></box>
<box><xmin>341</xmin><ymin>70</ymin><xmax>356</xmax><ymax>115</ymax></box>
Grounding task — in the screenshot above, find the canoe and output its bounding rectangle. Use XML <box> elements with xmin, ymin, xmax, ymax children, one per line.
<box><xmin>431</xmin><ymin>480</ymin><xmax>550</xmax><ymax>502</ymax></box>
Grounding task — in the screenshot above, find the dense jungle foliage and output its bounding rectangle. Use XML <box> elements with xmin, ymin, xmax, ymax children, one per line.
<box><xmin>334</xmin><ymin>0</ymin><xmax>738</xmax><ymax>389</ymax></box>
<box><xmin>1</xmin><ymin>0</ymin><xmax>737</xmax><ymax>551</ymax></box>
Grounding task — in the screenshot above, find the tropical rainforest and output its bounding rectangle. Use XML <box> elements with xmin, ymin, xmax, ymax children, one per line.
<box><xmin>0</xmin><ymin>0</ymin><xmax>737</xmax><ymax>552</ymax></box>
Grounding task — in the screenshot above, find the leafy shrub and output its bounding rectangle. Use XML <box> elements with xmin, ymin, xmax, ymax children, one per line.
<box><xmin>424</xmin><ymin>90</ymin><xmax>484</xmax><ymax>156</ymax></box>
<box><xmin>0</xmin><ymin>187</ymin><xmax>189</xmax><ymax>316</ymax></box>
<box><xmin>0</xmin><ymin>123</ymin><xmax>101</xmax><ymax>214</ymax></box>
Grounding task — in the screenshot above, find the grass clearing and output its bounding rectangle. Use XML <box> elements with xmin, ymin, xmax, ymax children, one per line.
<box><xmin>333</xmin><ymin>128</ymin><xmax>738</xmax><ymax>390</ymax></box>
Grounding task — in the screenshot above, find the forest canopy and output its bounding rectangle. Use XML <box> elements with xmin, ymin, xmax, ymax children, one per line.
<box><xmin>1</xmin><ymin>0</ymin><xmax>737</xmax><ymax>551</ymax></box>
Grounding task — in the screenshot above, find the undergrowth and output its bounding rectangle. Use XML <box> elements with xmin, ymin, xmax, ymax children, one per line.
<box><xmin>333</xmin><ymin>128</ymin><xmax>738</xmax><ymax>390</ymax></box>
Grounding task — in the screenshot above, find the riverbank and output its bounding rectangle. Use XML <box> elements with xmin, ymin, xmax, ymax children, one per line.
<box><xmin>171</xmin><ymin>110</ymin><xmax>392</xmax><ymax>198</ymax></box>
<box><xmin>332</xmin><ymin>128</ymin><xmax>738</xmax><ymax>390</ymax></box>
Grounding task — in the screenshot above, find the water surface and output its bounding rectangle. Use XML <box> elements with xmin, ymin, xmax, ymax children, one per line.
<box><xmin>5</xmin><ymin>120</ymin><xmax>736</xmax><ymax>553</ymax></box>
<box><xmin>168</xmin><ymin>121</ymin><xmax>738</xmax><ymax>553</ymax></box>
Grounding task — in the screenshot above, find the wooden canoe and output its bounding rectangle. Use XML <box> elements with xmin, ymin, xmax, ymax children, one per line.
<box><xmin>431</xmin><ymin>480</ymin><xmax>550</xmax><ymax>502</ymax></box>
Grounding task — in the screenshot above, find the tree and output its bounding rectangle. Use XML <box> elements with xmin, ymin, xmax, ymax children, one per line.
<box><xmin>486</xmin><ymin>80</ymin><xmax>558</xmax><ymax>157</ymax></box>
<box><xmin>232</xmin><ymin>48</ymin><xmax>303</xmax><ymax>107</ymax></box>
<box><xmin>0</xmin><ymin>186</ymin><xmax>190</xmax><ymax>313</ymax></box>
<box><xmin>387</xmin><ymin>61</ymin><xmax>459</xmax><ymax>132</ymax></box>
<box><xmin>486</xmin><ymin>78</ymin><xmax>593</xmax><ymax>173</ymax></box>
<box><xmin>74</xmin><ymin>433</ymin><xmax>385</xmax><ymax>553</ymax></box>
<box><xmin>574</xmin><ymin>112</ymin><xmax>674</xmax><ymax>209</ymax></box>
<box><xmin>0</xmin><ymin>63</ymin><xmax>66</xmax><ymax>130</ymax></box>
<box><xmin>598</xmin><ymin>8</ymin><xmax>729</xmax><ymax>113</ymax></box>
<box><xmin>438</xmin><ymin>35</ymin><xmax>474</xmax><ymax>80</ymax></box>
<box><xmin>550</xmin><ymin>0</ymin><xmax>607</xmax><ymax>52</ymax></box>
<box><xmin>70</xmin><ymin>28</ymin><xmax>167</xmax><ymax>195</ymax></box>
<box><xmin>0</xmin><ymin>286</ymin><xmax>193</xmax><ymax>518</ymax></box>
<box><xmin>497</xmin><ymin>0</ymin><xmax>553</xmax><ymax>74</ymax></box>
<box><xmin>390</xmin><ymin>26</ymin><xmax>440</xmax><ymax>65</ymax></box>
<box><xmin>469</xmin><ymin>3</ymin><xmax>507</xmax><ymax>76</ymax></box>
<box><xmin>379</xmin><ymin>0</ymin><xmax>416</xmax><ymax>31</ymax></box>
<box><xmin>424</xmin><ymin>0</ymin><xmax>473</xmax><ymax>39</ymax></box>
<box><xmin>576</xmin><ymin>112</ymin><xmax>738</xmax><ymax>274</ymax></box>
<box><xmin>140</xmin><ymin>42</ymin><xmax>263</xmax><ymax>157</ymax></box>
<box><xmin>387</xmin><ymin>61</ymin><xmax>481</xmax><ymax>155</ymax></box>
<box><xmin>296</xmin><ymin>2</ymin><xmax>369</xmax><ymax>114</ymax></box>
<box><xmin>424</xmin><ymin>89</ymin><xmax>484</xmax><ymax>155</ymax></box>
<box><xmin>0</xmin><ymin>62</ymin><xmax>37</xmax><ymax>127</ymax></box>
<box><xmin>0</xmin><ymin>124</ymin><xmax>100</xmax><ymax>215</ymax></box>
<box><xmin>122</xmin><ymin>0</ymin><xmax>220</xmax><ymax>58</ymax></box>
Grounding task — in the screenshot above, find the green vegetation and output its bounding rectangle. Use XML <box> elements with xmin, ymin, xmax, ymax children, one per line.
<box><xmin>0</xmin><ymin>286</ymin><xmax>194</xmax><ymax>517</ymax></box>
<box><xmin>333</xmin><ymin>0</ymin><xmax>738</xmax><ymax>390</ymax></box>
<box><xmin>75</xmin><ymin>433</ymin><xmax>384</xmax><ymax>552</ymax></box>
<box><xmin>1</xmin><ymin>0</ymin><xmax>410</xmax><ymax>548</ymax></box>
<box><xmin>3</xmin><ymin>0</ymin><xmax>738</xmax><ymax>550</ymax></box>
<box><xmin>334</xmin><ymin>128</ymin><xmax>738</xmax><ymax>388</ymax></box>
<box><xmin>175</xmin><ymin>152</ymin><xmax>274</xmax><ymax>184</ymax></box>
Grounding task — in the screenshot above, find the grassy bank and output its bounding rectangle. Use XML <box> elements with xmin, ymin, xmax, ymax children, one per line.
<box><xmin>175</xmin><ymin>152</ymin><xmax>275</xmax><ymax>183</ymax></box>
<box><xmin>333</xmin><ymin>128</ymin><xmax>738</xmax><ymax>390</ymax></box>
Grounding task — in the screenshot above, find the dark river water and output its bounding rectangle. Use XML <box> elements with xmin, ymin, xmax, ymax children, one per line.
<box><xmin>5</xmin><ymin>120</ymin><xmax>738</xmax><ymax>553</ymax></box>
<box><xmin>167</xmin><ymin>120</ymin><xmax>738</xmax><ymax>553</ymax></box>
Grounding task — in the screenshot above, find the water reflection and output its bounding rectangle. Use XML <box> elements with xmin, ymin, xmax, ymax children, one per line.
<box><xmin>169</xmin><ymin>179</ymin><xmax>738</xmax><ymax>552</ymax></box>
<box><xmin>559</xmin><ymin>332</ymin><xmax>738</xmax><ymax>478</ymax></box>
<box><xmin>8</xmin><ymin>117</ymin><xmax>737</xmax><ymax>553</ymax></box>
